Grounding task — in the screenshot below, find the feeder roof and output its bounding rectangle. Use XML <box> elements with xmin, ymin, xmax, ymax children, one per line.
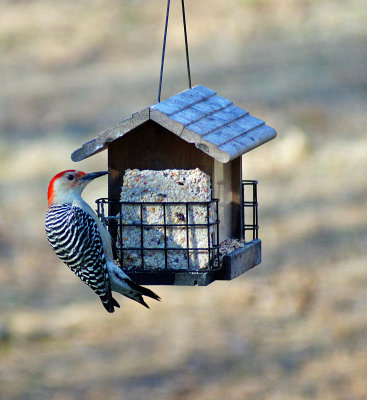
<box><xmin>72</xmin><ymin>85</ymin><xmax>276</xmax><ymax>163</ymax></box>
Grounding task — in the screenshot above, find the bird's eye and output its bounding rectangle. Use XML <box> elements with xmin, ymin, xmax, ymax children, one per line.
<box><xmin>66</xmin><ymin>174</ymin><xmax>74</xmax><ymax>181</ymax></box>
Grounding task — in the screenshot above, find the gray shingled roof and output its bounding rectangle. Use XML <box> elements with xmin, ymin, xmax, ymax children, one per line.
<box><xmin>72</xmin><ymin>85</ymin><xmax>276</xmax><ymax>163</ymax></box>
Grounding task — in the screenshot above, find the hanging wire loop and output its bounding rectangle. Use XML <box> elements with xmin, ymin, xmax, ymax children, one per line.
<box><xmin>181</xmin><ymin>0</ymin><xmax>192</xmax><ymax>90</ymax></box>
<box><xmin>158</xmin><ymin>0</ymin><xmax>171</xmax><ymax>103</ymax></box>
<box><xmin>158</xmin><ymin>0</ymin><xmax>192</xmax><ymax>103</ymax></box>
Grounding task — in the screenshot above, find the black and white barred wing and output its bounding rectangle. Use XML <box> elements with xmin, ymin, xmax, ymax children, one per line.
<box><xmin>45</xmin><ymin>204</ymin><xmax>119</xmax><ymax>312</ymax></box>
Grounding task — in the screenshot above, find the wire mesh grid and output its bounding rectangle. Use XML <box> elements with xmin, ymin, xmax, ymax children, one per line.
<box><xmin>96</xmin><ymin>199</ymin><xmax>220</xmax><ymax>272</ymax></box>
<box><xmin>242</xmin><ymin>180</ymin><xmax>259</xmax><ymax>241</ymax></box>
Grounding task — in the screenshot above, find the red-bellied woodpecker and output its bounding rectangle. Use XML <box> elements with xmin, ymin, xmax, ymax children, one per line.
<box><xmin>45</xmin><ymin>169</ymin><xmax>160</xmax><ymax>312</ymax></box>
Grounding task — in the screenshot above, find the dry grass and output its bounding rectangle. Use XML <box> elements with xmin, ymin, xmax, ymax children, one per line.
<box><xmin>1</xmin><ymin>0</ymin><xmax>367</xmax><ymax>399</ymax></box>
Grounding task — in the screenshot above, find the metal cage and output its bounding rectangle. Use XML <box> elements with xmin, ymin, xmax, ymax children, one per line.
<box><xmin>97</xmin><ymin>198</ymin><xmax>220</xmax><ymax>268</ymax></box>
<box><xmin>96</xmin><ymin>179</ymin><xmax>261</xmax><ymax>285</ymax></box>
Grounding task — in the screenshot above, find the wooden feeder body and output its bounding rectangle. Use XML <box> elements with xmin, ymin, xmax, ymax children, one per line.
<box><xmin>72</xmin><ymin>85</ymin><xmax>277</xmax><ymax>285</ymax></box>
<box><xmin>108</xmin><ymin>120</ymin><xmax>242</xmax><ymax>241</ymax></box>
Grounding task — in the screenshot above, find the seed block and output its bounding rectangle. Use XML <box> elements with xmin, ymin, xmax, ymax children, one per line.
<box><xmin>118</xmin><ymin>168</ymin><xmax>215</xmax><ymax>270</ymax></box>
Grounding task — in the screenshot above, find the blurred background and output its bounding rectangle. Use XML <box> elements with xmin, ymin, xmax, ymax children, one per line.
<box><xmin>1</xmin><ymin>0</ymin><xmax>367</xmax><ymax>399</ymax></box>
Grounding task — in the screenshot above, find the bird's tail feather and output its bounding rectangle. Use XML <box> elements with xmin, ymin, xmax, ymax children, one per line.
<box><xmin>122</xmin><ymin>290</ymin><xmax>150</xmax><ymax>309</ymax></box>
<box><xmin>100</xmin><ymin>296</ymin><xmax>120</xmax><ymax>313</ymax></box>
<box><xmin>109</xmin><ymin>264</ymin><xmax>161</xmax><ymax>308</ymax></box>
<box><xmin>122</xmin><ymin>279</ymin><xmax>161</xmax><ymax>309</ymax></box>
<box><xmin>126</xmin><ymin>280</ymin><xmax>161</xmax><ymax>301</ymax></box>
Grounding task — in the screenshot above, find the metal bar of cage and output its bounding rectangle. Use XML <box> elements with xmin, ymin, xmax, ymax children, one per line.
<box><xmin>185</xmin><ymin>202</ymin><xmax>189</xmax><ymax>269</ymax></box>
<box><xmin>207</xmin><ymin>202</ymin><xmax>210</xmax><ymax>266</ymax></box>
<box><xmin>242</xmin><ymin>180</ymin><xmax>259</xmax><ymax>241</ymax></box>
<box><xmin>119</xmin><ymin>206</ymin><xmax>124</xmax><ymax>267</ymax></box>
<box><xmin>140</xmin><ymin>203</ymin><xmax>144</xmax><ymax>268</ymax></box>
<box><xmin>163</xmin><ymin>202</ymin><xmax>168</xmax><ymax>269</ymax></box>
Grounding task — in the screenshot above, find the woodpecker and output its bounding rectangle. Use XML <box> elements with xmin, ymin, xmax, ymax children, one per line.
<box><xmin>45</xmin><ymin>169</ymin><xmax>160</xmax><ymax>313</ymax></box>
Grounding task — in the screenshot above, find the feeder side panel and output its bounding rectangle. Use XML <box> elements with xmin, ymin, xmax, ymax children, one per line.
<box><xmin>213</xmin><ymin>158</ymin><xmax>242</xmax><ymax>240</ymax></box>
<box><xmin>213</xmin><ymin>160</ymin><xmax>232</xmax><ymax>241</ymax></box>
<box><xmin>231</xmin><ymin>156</ymin><xmax>242</xmax><ymax>238</ymax></box>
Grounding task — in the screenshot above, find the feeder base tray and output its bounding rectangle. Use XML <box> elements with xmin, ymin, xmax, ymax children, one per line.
<box><xmin>123</xmin><ymin>239</ymin><xmax>261</xmax><ymax>286</ymax></box>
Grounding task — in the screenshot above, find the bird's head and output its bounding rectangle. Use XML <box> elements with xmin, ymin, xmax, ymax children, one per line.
<box><xmin>47</xmin><ymin>170</ymin><xmax>108</xmax><ymax>207</ymax></box>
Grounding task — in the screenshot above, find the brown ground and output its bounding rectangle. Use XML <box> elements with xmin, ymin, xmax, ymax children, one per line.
<box><xmin>1</xmin><ymin>1</ymin><xmax>367</xmax><ymax>399</ymax></box>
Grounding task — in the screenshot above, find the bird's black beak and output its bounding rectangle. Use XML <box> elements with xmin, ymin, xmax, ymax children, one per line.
<box><xmin>80</xmin><ymin>171</ymin><xmax>109</xmax><ymax>182</ymax></box>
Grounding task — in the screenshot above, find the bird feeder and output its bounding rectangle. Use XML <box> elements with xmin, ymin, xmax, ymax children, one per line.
<box><xmin>72</xmin><ymin>85</ymin><xmax>276</xmax><ymax>285</ymax></box>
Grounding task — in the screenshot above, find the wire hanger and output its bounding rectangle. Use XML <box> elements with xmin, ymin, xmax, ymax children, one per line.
<box><xmin>158</xmin><ymin>0</ymin><xmax>192</xmax><ymax>103</ymax></box>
